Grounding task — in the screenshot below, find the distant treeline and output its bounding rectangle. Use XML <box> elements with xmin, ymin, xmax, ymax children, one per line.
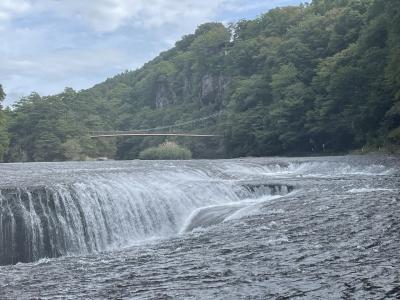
<box><xmin>0</xmin><ymin>0</ymin><xmax>399</xmax><ymax>162</ymax></box>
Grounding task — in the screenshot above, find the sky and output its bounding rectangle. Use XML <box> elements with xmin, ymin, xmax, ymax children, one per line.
<box><xmin>0</xmin><ymin>0</ymin><xmax>304</xmax><ymax>106</ymax></box>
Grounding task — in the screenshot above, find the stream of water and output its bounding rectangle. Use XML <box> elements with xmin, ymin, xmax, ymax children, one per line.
<box><xmin>0</xmin><ymin>156</ymin><xmax>399</xmax><ymax>299</ymax></box>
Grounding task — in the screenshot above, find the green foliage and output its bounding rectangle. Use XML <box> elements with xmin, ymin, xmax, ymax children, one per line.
<box><xmin>61</xmin><ymin>139</ymin><xmax>84</xmax><ymax>161</ymax></box>
<box><xmin>0</xmin><ymin>112</ymin><xmax>8</xmax><ymax>161</ymax></box>
<box><xmin>6</xmin><ymin>89</ymin><xmax>117</xmax><ymax>162</ymax></box>
<box><xmin>0</xmin><ymin>85</ymin><xmax>9</xmax><ymax>161</ymax></box>
<box><xmin>0</xmin><ymin>85</ymin><xmax>5</xmax><ymax>103</ymax></box>
<box><xmin>139</xmin><ymin>142</ymin><xmax>192</xmax><ymax>160</ymax></box>
<box><xmin>3</xmin><ymin>0</ymin><xmax>400</xmax><ymax>161</ymax></box>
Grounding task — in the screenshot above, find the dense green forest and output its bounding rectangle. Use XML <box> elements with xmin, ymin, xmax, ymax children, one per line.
<box><xmin>0</xmin><ymin>0</ymin><xmax>399</xmax><ymax>162</ymax></box>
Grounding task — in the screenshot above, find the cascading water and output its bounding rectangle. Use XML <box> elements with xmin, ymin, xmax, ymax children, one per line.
<box><xmin>0</xmin><ymin>164</ymin><xmax>294</xmax><ymax>265</ymax></box>
<box><xmin>0</xmin><ymin>157</ymin><xmax>396</xmax><ymax>266</ymax></box>
<box><xmin>1</xmin><ymin>156</ymin><xmax>399</xmax><ymax>299</ymax></box>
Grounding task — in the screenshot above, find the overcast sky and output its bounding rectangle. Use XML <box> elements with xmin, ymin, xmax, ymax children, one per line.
<box><xmin>0</xmin><ymin>0</ymin><xmax>304</xmax><ymax>106</ymax></box>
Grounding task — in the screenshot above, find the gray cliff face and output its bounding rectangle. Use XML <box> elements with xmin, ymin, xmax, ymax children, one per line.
<box><xmin>201</xmin><ymin>74</ymin><xmax>214</xmax><ymax>98</ymax></box>
<box><xmin>155</xmin><ymin>84</ymin><xmax>170</xmax><ymax>109</ymax></box>
<box><xmin>201</xmin><ymin>74</ymin><xmax>229</xmax><ymax>104</ymax></box>
<box><xmin>155</xmin><ymin>73</ymin><xmax>229</xmax><ymax>109</ymax></box>
<box><xmin>183</xmin><ymin>77</ymin><xmax>192</xmax><ymax>99</ymax></box>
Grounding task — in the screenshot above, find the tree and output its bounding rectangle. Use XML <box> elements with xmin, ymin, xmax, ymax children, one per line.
<box><xmin>0</xmin><ymin>85</ymin><xmax>5</xmax><ymax>103</ymax></box>
<box><xmin>0</xmin><ymin>85</ymin><xmax>9</xmax><ymax>161</ymax></box>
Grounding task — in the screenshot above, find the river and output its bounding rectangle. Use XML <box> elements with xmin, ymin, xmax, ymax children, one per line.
<box><xmin>0</xmin><ymin>156</ymin><xmax>399</xmax><ymax>299</ymax></box>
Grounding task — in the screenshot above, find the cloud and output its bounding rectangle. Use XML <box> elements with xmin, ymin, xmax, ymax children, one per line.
<box><xmin>222</xmin><ymin>0</ymin><xmax>303</xmax><ymax>12</ymax></box>
<box><xmin>0</xmin><ymin>45</ymin><xmax>130</xmax><ymax>105</ymax></box>
<box><xmin>0</xmin><ymin>0</ymin><xmax>304</xmax><ymax>105</ymax></box>
<box><xmin>0</xmin><ymin>0</ymin><xmax>30</xmax><ymax>27</ymax></box>
<box><xmin>22</xmin><ymin>0</ymin><xmax>225</xmax><ymax>32</ymax></box>
<box><xmin>1</xmin><ymin>0</ymin><xmax>300</xmax><ymax>33</ymax></box>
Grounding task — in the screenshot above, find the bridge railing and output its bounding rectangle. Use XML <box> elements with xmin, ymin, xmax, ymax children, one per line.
<box><xmin>90</xmin><ymin>111</ymin><xmax>225</xmax><ymax>138</ymax></box>
<box><xmin>90</xmin><ymin>132</ymin><xmax>221</xmax><ymax>138</ymax></box>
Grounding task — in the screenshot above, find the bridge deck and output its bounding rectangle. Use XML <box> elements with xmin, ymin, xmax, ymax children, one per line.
<box><xmin>90</xmin><ymin>133</ymin><xmax>221</xmax><ymax>138</ymax></box>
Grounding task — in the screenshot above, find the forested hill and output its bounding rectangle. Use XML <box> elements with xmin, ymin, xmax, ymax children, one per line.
<box><xmin>0</xmin><ymin>0</ymin><xmax>399</xmax><ymax>162</ymax></box>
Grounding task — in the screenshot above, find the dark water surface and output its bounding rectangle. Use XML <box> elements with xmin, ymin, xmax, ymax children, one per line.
<box><xmin>0</xmin><ymin>156</ymin><xmax>399</xmax><ymax>299</ymax></box>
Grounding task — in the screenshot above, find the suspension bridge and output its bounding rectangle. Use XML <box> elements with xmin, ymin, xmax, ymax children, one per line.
<box><xmin>90</xmin><ymin>111</ymin><xmax>224</xmax><ymax>138</ymax></box>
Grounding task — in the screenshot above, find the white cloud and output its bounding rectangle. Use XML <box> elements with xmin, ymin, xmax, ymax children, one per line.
<box><xmin>0</xmin><ymin>0</ymin><xmax>300</xmax><ymax>33</ymax></box>
<box><xmin>44</xmin><ymin>0</ymin><xmax>143</xmax><ymax>32</ymax></box>
<box><xmin>222</xmin><ymin>0</ymin><xmax>301</xmax><ymax>12</ymax></box>
<box><xmin>26</xmin><ymin>0</ymin><xmax>225</xmax><ymax>32</ymax></box>
<box><xmin>0</xmin><ymin>0</ymin><xmax>30</xmax><ymax>27</ymax></box>
<box><xmin>0</xmin><ymin>47</ymin><xmax>129</xmax><ymax>105</ymax></box>
<box><xmin>0</xmin><ymin>0</ymin><xmax>303</xmax><ymax>105</ymax></box>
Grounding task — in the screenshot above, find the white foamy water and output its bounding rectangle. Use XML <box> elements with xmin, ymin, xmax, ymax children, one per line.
<box><xmin>0</xmin><ymin>156</ymin><xmax>397</xmax><ymax>265</ymax></box>
<box><xmin>220</xmin><ymin>160</ymin><xmax>396</xmax><ymax>178</ymax></box>
<box><xmin>348</xmin><ymin>188</ymin><xmax>397</xmax><ymax>193</ymax></box>
<box><xmin>1</xmin><ymin>156</ymin><xmax>399</xmax><ymax>299</ymax></box>
<box><xmin>0</xmin><ymin>169</ymin><xmax>252</xmax><ymax>264</ymax></box>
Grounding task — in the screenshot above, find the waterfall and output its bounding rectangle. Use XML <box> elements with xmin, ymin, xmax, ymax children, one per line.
<box><xmin>0</xmin><ymin>167</ymin><xmax>293</xmax><ymax>265</ymax></box>
<box><xmin>1</xmin><ymin>158</ymin><xmax>393</xmax><ymax>266</ymax></box>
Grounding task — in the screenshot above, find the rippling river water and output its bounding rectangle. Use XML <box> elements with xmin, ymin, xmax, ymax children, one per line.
<box><xmin>0</xmin><ymin>156</ymin><xmax>399</xmax><ymax>299</ymax></box>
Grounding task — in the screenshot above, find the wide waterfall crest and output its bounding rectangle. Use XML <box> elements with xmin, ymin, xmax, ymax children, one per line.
<box><xmin>219</xmin><ymin>161</ymin><xmax>395</xmax><ymax>177</ymax></box>
<box><xmin>1</xmin><ymin>158</ymin><xmax>395</xmax><ymax>265</ymax></box>
<box><xmin>0</xmin><ymin>168</ymin><xmax>263</xmax><ymax>265</ymax></box>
